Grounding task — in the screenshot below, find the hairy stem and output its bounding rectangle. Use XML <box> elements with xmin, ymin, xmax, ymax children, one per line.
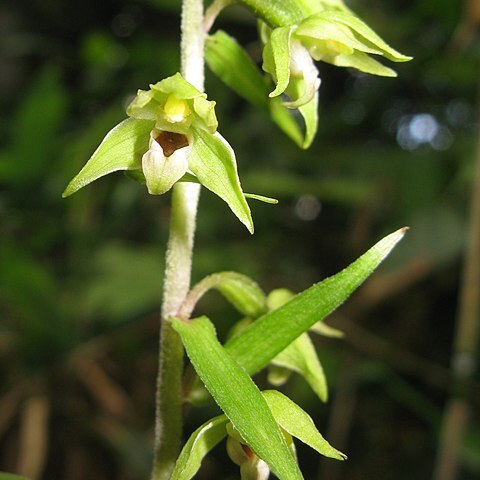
<box><xmin>151</xmin><ymin>0</ymin><xmax>205</xmax><ymax>479</ymax></box>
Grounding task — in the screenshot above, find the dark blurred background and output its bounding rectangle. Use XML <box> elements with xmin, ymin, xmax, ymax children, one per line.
<box><xmin>1</xmin><ymin>0</ymin><xmax>479</xmax><ymax>479</ymax></box>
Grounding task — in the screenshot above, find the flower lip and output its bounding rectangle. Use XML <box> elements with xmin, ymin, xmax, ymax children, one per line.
<box><xmin>155</xmin><ymin>131</ymin><xmax>190</xmax><ymax>157</ymax></box>
<box><xmin>142</xmin><ymin>129</ymin><xmax>190</xmax><ymax>195</ymax></box>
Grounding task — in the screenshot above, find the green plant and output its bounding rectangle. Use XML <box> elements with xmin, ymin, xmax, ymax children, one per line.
<box><xmin>60</xmin><ymin>1</ymin><xmax>411</xmax><ymax>479</ymax></box>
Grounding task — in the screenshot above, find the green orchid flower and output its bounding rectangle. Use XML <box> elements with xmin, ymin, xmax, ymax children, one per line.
<box><xmin>262</xmin><ymin>7</ymin><xmax>411</xmax><ymax>108</ymax></box>
<box><xmin>125</xmin><ymin>73</ymin><xmax>218</xmax><ymax>195</ymax></box>
<box><xmin>63</xmin><ymin>73</ymin><xmax>254</xmax><ymax>233</ymax></box>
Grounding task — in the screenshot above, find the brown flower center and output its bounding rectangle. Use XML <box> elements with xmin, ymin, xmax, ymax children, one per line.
<box><xmin>155</xmin><ymin>131</ymin><xmax>189</xmax><ymax>157</ymax></box>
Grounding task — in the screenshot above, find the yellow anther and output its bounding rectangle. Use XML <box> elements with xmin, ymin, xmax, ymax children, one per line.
<box><xmin>164</xmin><ymin>95</ymin><xmax>190</xmax><ymax>123</ymax></box>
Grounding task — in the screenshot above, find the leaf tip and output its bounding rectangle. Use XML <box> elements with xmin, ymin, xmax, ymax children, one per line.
<box><xmin>338</xmin><ymin>451</ymin><xmax>348</xmax><ymax>461</ymax></box>
<box><xmin>396</xmin><ymin>54</ymin><xmax>413</xmax><ymax>62</ymax></box>
<box><xmin>379</xmin><ymin>226</ymin><xmax>409</xmax><ymax>254</ymax></box>
<box><xmin>61</xmin><ymin>184</ymin><xmax>75</xmax><ymax>198</ymax></box>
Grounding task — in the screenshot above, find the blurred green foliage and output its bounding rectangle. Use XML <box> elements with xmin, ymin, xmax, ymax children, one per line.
<box><xmin>0</xmin><ymin>0</ymin><xmax>479</xmax><ymax>479</ymax></box>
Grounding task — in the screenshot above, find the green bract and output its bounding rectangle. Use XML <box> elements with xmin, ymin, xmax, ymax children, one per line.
<box><xmin>173</xmin><ymin>316</ymin><xmax>304</xmax><ymax>480</ymax></box>
<box><xmin>263</xmin><ymin>390</ymin><xmax>346</xmax><ymax>460</ymax></box>
<box><xmin>63</xmin><ymin>73</ymin><xmax>254</xmax><ymax>233</ymax></box>
<box><xmin>171</xmin><ymin>416</ymin><xmax>229</xmax><ymax>480</ymax></box>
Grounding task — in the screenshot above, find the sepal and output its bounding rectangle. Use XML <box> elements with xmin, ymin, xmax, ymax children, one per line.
<box><xmin>295</xmin><ymin>10</ymin><xmax>411</xmax><ymax>76</ymax></box>
<box><xmin>62</xmin><ymin>118</ymin><xmax>153</xmax><ymax>197</ymax></box>
<box><xmin>189</xmin><ymin>129</ymin><xmax>254</xmax><ymax>233</ymax></box>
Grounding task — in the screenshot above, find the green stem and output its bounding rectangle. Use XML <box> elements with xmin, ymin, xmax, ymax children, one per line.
<box><xmin>152</xmin><ymin>184</ymin><xmax>201</xmax><ymax>480</ymax></box>
<box><xmin>151</xmin><ymin>0</ymin><xmax>205</xmax><ymax>479</ymax></box>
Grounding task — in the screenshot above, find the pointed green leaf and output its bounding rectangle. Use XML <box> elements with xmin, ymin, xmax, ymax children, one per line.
<box><xmin>267</xmin><ymin>288</ymin><xmax>327</xmax><ymax>400</ymax></box>
<box><xmin>263</xmin><ymin>26</ymin><xmax>295</xmax><ymax>98</ymax></box>
<box><xmin>62</xmin><ymin>118</ymin><xmax>154</xmax><ymax>197</ymax></box>
<box><xmin>272</xmin><ymin>332</ymin><xmax>328</xmax><ymax>401</ymax></box>
<box><xmin>171</xmin><ymin>415</ymin><xmax>228</xmax><ymax>480</ymax></box>
<box><xmin>189</xmin><ymin>128</ymin><xmax>254</xmax><ymax>233</ymax></box>
<box><xmin>226</xmin><ymin>228</ymin><xmax>407</xmax><ymax>374</ymax></box>
<box><xmin>205</xmin><ymin>31</ymin><xmax>268</xmax><ymax>108</ymax></box>
<box><xmin>226</xmin><ymin>317</ymin><xmax>254</xmax><ymax>342</ymax></box>
<box><xmin>263</xmin><ymin>390</ymin><xmax>347</xmax><ymax>460</ymax></box>
<box><xmin>172</xmin><ymin>316</ymin><xmax>304</xmax><ymax>480</ymax></box>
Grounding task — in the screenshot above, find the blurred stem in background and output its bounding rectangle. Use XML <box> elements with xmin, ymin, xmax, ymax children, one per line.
<box><xmin>151</xmin><ymin>0</ymin><xmax>204</xmax><ymax>479</ymax></box>
<box><xmin>433</xmin><ymin>78</ymin><xmax>480</xmax><ymax>480</ymax></box>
